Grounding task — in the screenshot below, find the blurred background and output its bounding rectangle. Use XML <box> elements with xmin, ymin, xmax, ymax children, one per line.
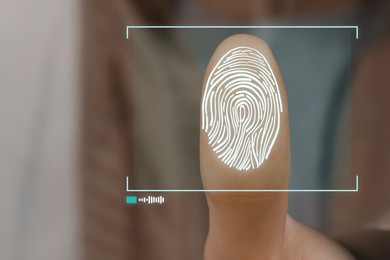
<box><xmin>1</xmin><ymin>0</ymin><xmax>390</xmax><ymax>260</ymax></box>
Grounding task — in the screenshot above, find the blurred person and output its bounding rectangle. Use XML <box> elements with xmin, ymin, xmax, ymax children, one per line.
<box><xmin>81</xmin><ymin>0</ymin><xmax>390</xmax><ymax>259</ymax></box>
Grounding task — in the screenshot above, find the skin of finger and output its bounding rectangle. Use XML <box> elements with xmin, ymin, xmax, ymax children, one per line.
<box><xmin>199</xmin><ymin>34</ymin><xmax>290</xmax><ymax>259</ymax></box>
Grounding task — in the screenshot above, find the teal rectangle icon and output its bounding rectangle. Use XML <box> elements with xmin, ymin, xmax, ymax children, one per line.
<box><xmin>126</xmin><ymin>196</ymin><xmax>137</xmax><ymax>204</ymax></box>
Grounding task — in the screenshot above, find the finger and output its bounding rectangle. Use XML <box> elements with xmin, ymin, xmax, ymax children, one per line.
<box><xmin>199</xmin><ymin>34</ymin><xmax>291</xmax><ymax>259</ymax></box>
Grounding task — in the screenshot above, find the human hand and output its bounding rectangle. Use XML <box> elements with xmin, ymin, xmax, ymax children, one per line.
<box><xmin>199</xmin><ymin>34</ymin><xmax>354</xmax><ymax>260</ymax></box>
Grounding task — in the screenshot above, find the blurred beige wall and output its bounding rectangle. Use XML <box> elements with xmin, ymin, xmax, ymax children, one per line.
<box><xmin>0</xmin><ymin>1</ymin><xmax>81</xmax><ymax>259</ymax></box>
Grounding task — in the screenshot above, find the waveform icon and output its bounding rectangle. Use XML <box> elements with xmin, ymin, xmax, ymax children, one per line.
<box><xmin>138</xmin><ymin>196</ymin><xmax>165</xmax><ymax>204</ymax></box>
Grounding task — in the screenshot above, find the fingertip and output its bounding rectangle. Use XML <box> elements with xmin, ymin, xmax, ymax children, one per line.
<box><xmin>200</xmin><ymin>34</ymin><xmax>290</xmax><ymax>190</ymax></box>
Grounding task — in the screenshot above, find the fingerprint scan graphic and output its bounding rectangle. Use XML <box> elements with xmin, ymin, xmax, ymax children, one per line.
<box><xmin>202</xmin><ymin>46</ymin><xmax>283</xmax><ymax>171</ymax></box>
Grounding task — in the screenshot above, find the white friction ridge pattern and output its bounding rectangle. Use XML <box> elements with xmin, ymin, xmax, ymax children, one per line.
<box><xmin>202</xmin><ymin>46</ymin><xmax>283</xmax><ymax>171</ymax></box>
